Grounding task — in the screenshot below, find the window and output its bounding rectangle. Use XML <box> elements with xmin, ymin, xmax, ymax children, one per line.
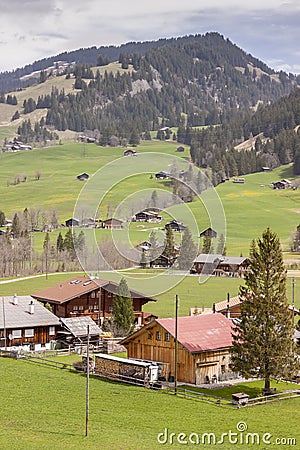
<box><xmin>49</xmin><ymin>326</ymin><xmax>55</xmax><ymax>336</ymax></box>
<box><xmin>108</xmin><ymin>305</ymin><xmax>113</xmax><ymax>312</ymax></box>
<box><xmin>165</xmin><ymin>332</ymin><xmax>170</xmax><ymax>342</ymax></box>
<box><xmin>90</xmin><ymin>291</ymin><xmax>96</xmax><ymax>298</ymax></box>
<box><xmin>148</xmin><ymin>333</ymin><xmax>152</xmax><ymax>340</ymax></box>
<box><xmin>156</xmin><ymin>331</ymin><xmax>161</xmax><ymax>341</ymax></box>
<box><xmin>25</xmin><ymin>329</ymin><xmax>34</xmax><ymax>338</ymax></box>
<box><xmin>12</xmin><ymin>329</ymin><xmax>22</xmax><ymax>339</ymax></box>
<box><xmin>78</xmin><ymin>305</ymin><xmax>84</xmax><ymax>311</ymax></box>
<box><xmin>73</xmin><ymin>305</ymin><xmax>79</xmax><ymax>311</ymax></box>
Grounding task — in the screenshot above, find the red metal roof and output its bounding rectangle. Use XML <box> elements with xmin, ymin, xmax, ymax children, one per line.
<box><xmin>157</xmin><ymin>313</ymin><xmax>234</xmax><ymax>353</ymax></box>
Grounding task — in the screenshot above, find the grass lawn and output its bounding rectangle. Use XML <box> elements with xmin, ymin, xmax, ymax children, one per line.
<box><xmin>0</xmin><ymin>358</ymin><xmax>299</xmax><ymax>449</ymax></box>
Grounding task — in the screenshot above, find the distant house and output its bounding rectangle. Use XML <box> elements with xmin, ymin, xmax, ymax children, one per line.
<box><xmin>211</xmin><ymin>295</ymin><xmax>299</xmax><ymax>319</ymax></box>
<box><xmin>232</xmin><ymin>177</ymin><xmax>245</xmax><ymax>183</ymax></box>
<box><xmin>0</xmin><ymin>295</ymin><xmax>60</xmax><ymax>351</ymax></box>
<box><xmin>199</xmin><ymin>227</ymin><xmax>217</xmax><ymax>238</ymax></box>
<box><xmin>165</xmin><ymin>220</ymin><xmax>186</xmax><ymax>232</ymax></box>
<box><xmin>76</xmin><ymin>173</ymin><xmax>89</xmax><ymax>181</ymax></box>
<box><xmin>33</xmin><ymin>276</ymin><xmax>156</xmax><ymax>326</ymax></box>
<box><xmin>261</xmin><ymin>166</ymin><xmax>271</xmax><ymax>172</ymax></box>
<box><xmin>121</xmin><ymin>314</ymin><xmax>234</xmax><ymax>384</ymax></box>
<box><xmin>155</xmin><ymin>171</ymin><xmax>170</xmax><ymax>180</ymax></box>
<box><xmin>102</xmin><ymin>218</ymin><xmax>123</xmax><ymax>229</ymax></box>
<box><xmin>132</xmin><ymin>210</ymin><xmax>162</xmax><ymax>223</ymax></box>
<box><xmin>65</xmin><ymin>218</ymin><xmax>80</xmax><ymax>227</ymax></box>
<box><xmin>123</xmin><ymin>149</ymin><xmax>137</xmax><ymax>157</ymax></box>
<box><xmin>271</xmin><ymin>179</ymin><xmax>292</xmax><ymax>190</ymax></box>
<box><xmin>192</xmin><ymin>254</ymin><xmax>250</xmax><ymax>277</ymax></box>
<box><xmin>176</xmin><ymin>146</ymin><xmax>184</xmax><ymax>152</ymax></box>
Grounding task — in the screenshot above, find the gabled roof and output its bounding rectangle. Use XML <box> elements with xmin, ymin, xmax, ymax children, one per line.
<box><xmin>121</xmin><ymin>313</ymin><xmax>233</xmax><ymax>353</ymax></box>
<box><xmin>0</xmin><ymin>296</ymin><xmax>60</xmax><ymax>329</ymax></box>
<box><xmin>193</xmin><ymin>254</ymin><xmax>249</xmax><ymax>265</ymax></box>
<box><xmin>214</xmin><ymin>295</ymin><xmax>241</xmax><ymax>312</ymax></box>
<box><xmin>33</xmin><ymin>276</ymin><xmax>156</xmax><ymax>304</ymax></box>
<box><xmin>60</xmin><ymin>316</ymin><xmax>101</xmax><ymax>337</ymax></box>
<box><xmin>33</xmin><ymin>276</ymin><xmax>109</xmax><ymax>304</ymax></box>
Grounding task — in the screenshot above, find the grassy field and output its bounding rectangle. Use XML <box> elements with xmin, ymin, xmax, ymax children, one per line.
<box><xmin>0</xmin><ymin>357</ymin><xmax>299</xmax><ymax>449</ymax></box>
<box><xmin>0</xmin><ymin>140</ymin><xmax>299</xmax><ymax>256</ymax></box>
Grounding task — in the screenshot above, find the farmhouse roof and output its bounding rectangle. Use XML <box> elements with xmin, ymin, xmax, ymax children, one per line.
<box><xmin>33</xmin><ymin>276</ymin><xmax>156</xmax><ymax>304</ymax></box>
<box><xmin>33</xmin><ymin>276</ymin><xmax>109</xmax><ymax>304</ymax></box>
<box><xmin>214</xmin><ymin>295</ymin><xmax>241</xmax><ymax>312</ymax></box>
<box><xmin>60</xmin><ymin>316</ymin><xmax>101</xmax><ymax>337</ymax></box>
<box><xmin>0</xmin><ymin>296</ymin><xmax>60</xmax><ymax>329</ymax></box>
<box><xmin>193</xmin><ymin>254</ymin><xmax>249</xmax><ymax>265</ymax></box>
<box><xmin>121</xmin><ymin>313</ymin><xmax>233</xmax><ymax>353</ymax></box>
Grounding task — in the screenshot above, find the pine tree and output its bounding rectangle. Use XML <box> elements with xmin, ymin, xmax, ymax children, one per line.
<box><xmin>12</xmin><ymin>213</ymin><xmax>21</xmax><ymax>238</ymax></box>
<box><xmin>163</xmin><ymin>225</ymin><xmax>176</xmax><ymax>264</ymax></box>
<box><xmin>216</xmin><ymin>233</ymin><xmax>226</xmax><ymax>255</ymax></box>
<box><xmin>202</xmin><ymin>235</ymin><xmax>213</xmax><ymax>254</ymax></box>
<box><xmin>56</xmin><ymin>232</ymin><xmax>64</xmax><ymax>253</ymax></box>
<box><xmin>112</xmin><ymin>278</ymin><xmax>134</xmax><ymax>336</ymax></box>
<box><xmin>230</xmin><ymin>228</ymin><xmax>298</xmax><ymax>393</ymax></box>
<box><xmin>43</xmin><ymin>232</ymin><xmax>51</xmax><ymax>278</ymax></box>
<box><xmin>177</xmin><ymin>227</ymin><xmax>198</xmax><ymax>270</ymax></box>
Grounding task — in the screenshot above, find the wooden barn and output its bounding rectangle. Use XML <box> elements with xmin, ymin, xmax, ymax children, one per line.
<box><xmin>199</xmin><ymin>227</ymin><xmax>217</xmax><ymax>238</ymax></box>
<box><xmin>121</xmin><ymin>314</ymin><xmax>234</xmax><ymax>385</ymax></box>
<box><xmin>33</xmin><ymin>276</ymin><xmax>156</xmax><ymax>326</ymax></box>
<box><xmin>0</xmin><ymin>295</ymin><xmax>60</xmax><ymax>351</ymax></box>
<box><xmin>101</xmin><ymin>218</ymin><xmax>123</xmax><ymax>229</ymax></box>
<box><xmin>165</xmin><ymin>220</ymin><xmax>186</xmax><ymax>232</ymax></box>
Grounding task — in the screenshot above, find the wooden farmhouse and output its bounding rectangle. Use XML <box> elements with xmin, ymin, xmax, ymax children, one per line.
<box><xmin>121</xmin><ymin>313</ymin><xmax>234</xmax><ymax>384</ymax></box>
<box><xmin>101</xmin><ymin>218</ymin><xmax>123</xmax><ymax>229</ymax></box>
<box><xmin>33</xmin><ymin>276</ymin><xmax>156</xmax><ymax>326</ymax></box>
<box><xmin>123</xmin><ymin>149</ymin><xmax>137</xmax><ymax>156</ymax></box>
<box><xmin>165</xmin><ymin>220</ymin><xmax>186</xmax><ymax>232</ymax></box>
<box><xmin>192</xmin><ymin>254</ymin><xmax>250</xmax><ymax>277</ymax></box>
<box><xmin>132</xmin><ymin>210</ymin><xmax>162</xmax><ymax>223</ymax></box>
<box><xmin>65</xmin><ymin>217</ymin><xmax>80</xmax><ymax>227</ymax></box>
<box><xmin>199</xmin><ymin>227</ymin><xmax>217</xmax><ymax>238</ymax></box>
<box><xmin>76</xmin><ymin>172</ymin><xmax>89</xmax><ymax>181</ymax></box>
<box><xmin>0</xmin><ymin>295</ymin><xmax>60</xmax><ymax>351</ymax></box>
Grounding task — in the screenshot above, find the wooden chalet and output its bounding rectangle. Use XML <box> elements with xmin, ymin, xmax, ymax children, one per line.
<box><xmin>65</xmin><ymin>218</ymin><xmax>80</xmax><ymax>227</ymax></box>
<box><xmin>132</xmin><ymin>210</ymin><xmax>162</xmax><ymax>223</ymax></box>
<box><xmin>121</xmin><ymin>314</ymin><xmax>234</xmax><ymax>384</ymax></box>
<box><xmin>102</xmin><ymin>218</ymin><xmax>123</xmax><ymax>229</ymax></box>
<box><xmin>176</xmin><ymin>146</ymin><xmax>185</xmax><ymax>152</ymax></box>
<box><xmin>192</xmin><ymin>254</ymin><xmax>250</xmax><ymax>277</ymax></box>
<box><xmin>32</xmin><ymin>276</ymin><xmax>156</xmax><ymax>326</ymax></box>
<box><xmin>199</xmin><ymin>227</ymin><xmax>217</xmax><ymax>238</ymax></box>
<box><xmin>155</xmin><ymin>171</ymin><xmax>170</xmax><ymax>180</ymax></box>
<box><xmin>165</xmin><ymin>220</ymin><xmax>186</xmax><ymax>232</ymax></box>
<box><xmin>0</xmin><ymin>295</ymin><xmax>60</xmax><ymax>351</ymax></box>
<box><xmin>212</xmin><ymin>295</ymin><xmax>299</xmax><ymax>319</ymax></box>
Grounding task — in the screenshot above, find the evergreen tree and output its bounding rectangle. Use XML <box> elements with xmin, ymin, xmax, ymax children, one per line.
<box><xmin>0</xmin><ymin>210</ymin><xmax>5</xmax><ymax>227</ymax></box>
<box><xmin>230</xmin><ymin>228</ymin><xmax>298</xmax><ymax>393</ymax></box>
<box><xmin>202</xmin><ymin>235</ymin><xmax>213</xmax><ymax>254</ymax></box>
<box><xmin>63</xmin><ymin>228</ymin><xmax>76</xmax><ymax>259</ymax></box>
<box><xmin>177</xmin><ymin>227</ymin><xmax>198</xmax><ymax>270</ymax></box>
<box><xmin>56</xmin><ymin>232</ymin><xmax>64</xmax><ymax>253</ymax></box>
<box><xmin>148</xmin><ymin>230</ymin><xmax>160</xmax><ymax>265</ymax></box>
<box><xmin>12</xmin><ymin>213</ymin><xmax>21</xmax><ymax>238</ymax></box>
<box><xmin>112</xmin><ymin>278</ymin><xmax>134</xmax><ymax>336</ymax></box>
<box><xmin>216</xmin><ymin>233</ymin><xmax>226</xmax><ymax>255</ymax></box>
<box><xmin>43</xmin><ymin>232</ymin><xmax>51</xmax><ymax>278</ymax></box>
<box><xmin>163</xmin><ymin>225</ymin><xmax>176</xmax><ymax>262</ymax></box>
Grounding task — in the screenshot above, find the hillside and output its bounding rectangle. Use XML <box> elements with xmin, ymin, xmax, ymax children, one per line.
<box><xmin>0</xmin><ymin>32</ymin><xmax>298</xmax><ymax>146</ymax></box>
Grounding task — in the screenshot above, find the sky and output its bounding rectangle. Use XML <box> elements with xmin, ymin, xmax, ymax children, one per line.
<box><xmin>0</xmin><ymin>0</ymin><xmax>300</xmax><ymax>73</ymax></box>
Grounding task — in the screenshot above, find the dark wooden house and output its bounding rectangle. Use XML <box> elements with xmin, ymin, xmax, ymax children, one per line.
<box><xmin>121</xmin><ymin>314</ymin><xmax>234</xmax><ymax>384</ymax></box>
<box><xmin>102</xmin><ymin>218</ymin><xmax>123</xmax><ymax>229</ymax></box>
<box><xmin>76</xmin><ymin>173</ymin><xmax>89</xmax><ymax>181</ymax></box>
<box><xmin>65</xmin><ymin>218</ymin><xmax>80</xmax><ymax>227</ymax></box>
<box><xmin>0</xmin><ymin>295</ymin><xmax>60</xmax><ymax>351</ymax></box>
<box><xmin>199</xmin><ymin>227</ymin><xmax>217</xmax><ymax>238</ymax></box>
<box><xmin>165</xmin><ymin>220</ymin><xmax>186</xmax><ymax>232</ymax></box>
<box><xmin>124</xmin><ymin>149</ymin><xmax>137</xmax><ymax>156</ymax></box>
<box><xmin>192</xmin><ymin>254</ymin><xmax>250</xmax><ymax>277</ymax></box>
<box><xmin>132</xmin><ymin>210</ymin><xmax>162</xmax><ymax>223</ymax></box>
<box><xmin>33</xmin><ymin>276</ymin><xmax>156</xmax><ymax>326</ymax></box>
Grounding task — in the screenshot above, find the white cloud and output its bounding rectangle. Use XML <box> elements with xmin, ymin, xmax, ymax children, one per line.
<box><xmin>0</xmin><ymin>1</ymin><xmax>299</xmax><ymax>73</ymax></box>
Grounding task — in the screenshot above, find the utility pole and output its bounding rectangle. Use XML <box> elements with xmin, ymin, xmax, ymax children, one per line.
<box><xmin>85</xmin><ymin>324</ymin><xmax>90</xmax><ymax>437</ymax></box>
<box><xmin>174</xmin><ymin>294</ymin><xmax>178</xmax><ymax>395</ymax></box>
<box><xmin>292</xmin><ymin>278</ymin><xmax>295</xmax><ymax>314</ymax></box>
<box><xmin>2</xmin><ymin>297</ymin><xmax>7</xmax><ymax>350</ymax></box>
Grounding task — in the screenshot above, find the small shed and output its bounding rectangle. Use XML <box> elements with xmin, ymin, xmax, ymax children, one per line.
<box><xmin>77</xmin><ymin>173</ymin><xmax>89</xmax><ymax>181</ymax></box>
<box><xmin>176</xmin><ymin>146</ymin><xmax>184</xmax><ymax>152</ymax></box>
<box><xmin>232</xmin><ymin>392</ymin><xmax>249</xmax><ymax>406</ymax></box>
<box><xmin>124</xmin><ymin>149</ymin><xmax>137</xmax><ymax>157</ymax></box>
<box><xmin>59</xmin><ymin>316</ymin><xmax>101</xmax><ymax>345</ymax></box>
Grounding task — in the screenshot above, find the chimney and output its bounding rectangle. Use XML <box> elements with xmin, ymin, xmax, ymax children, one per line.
<box><xmin>13</xmin><ymin>293</ymin><xmax>18</xmax><ymax>306</ymax></box>
<box><xmin>29</xmin><ymin>300</ymin><xmax>35</xmax><ymax>314</ymax></box>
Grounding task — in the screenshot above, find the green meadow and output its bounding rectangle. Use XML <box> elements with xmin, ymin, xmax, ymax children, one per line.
<box><xmin>0</xmin><ymin>357</ymin><xmax>299</xmax><ymax>450</ymax></box>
